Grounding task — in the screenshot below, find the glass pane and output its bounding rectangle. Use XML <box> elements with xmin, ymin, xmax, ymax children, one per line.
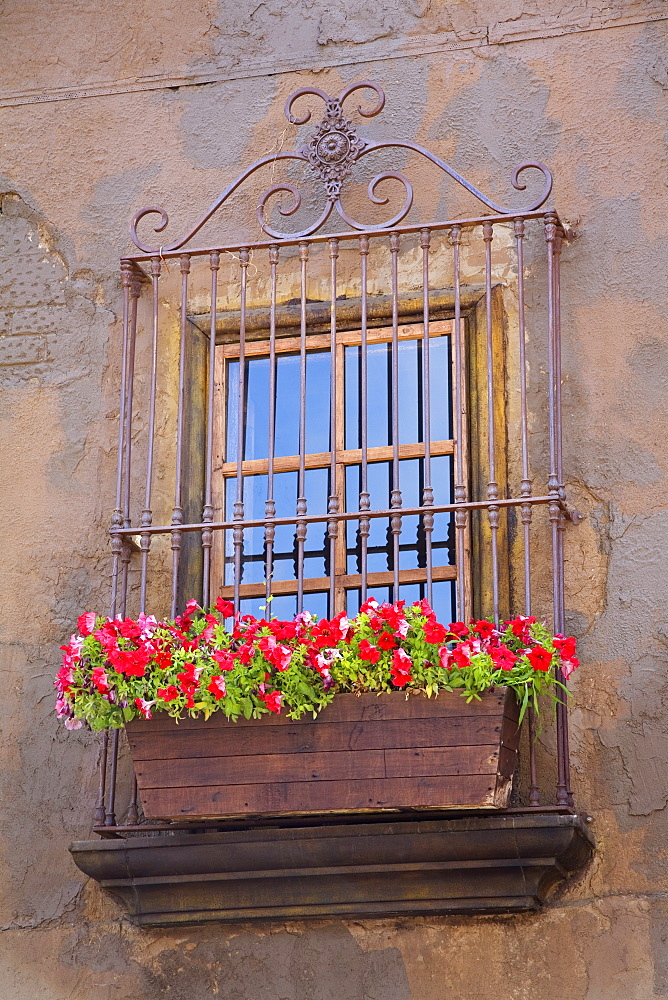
<box><xmin>344</xmin><ymin>333</ymin><xmax>451</xmax><ymax>450</ymax></box>
<box><xmin>344</xmin><ymin>456</ymin><xmax>454</xmax><ymax>575</ymax></box>
<box><xmin>226</xmin><ymin>350</ymin><xmax>331</xmax><ymax>463</ymax></box>
<box><xmin>224</xmin><ymin>467</ymin><xmax>330</xmax><ymax>586</ymax></box>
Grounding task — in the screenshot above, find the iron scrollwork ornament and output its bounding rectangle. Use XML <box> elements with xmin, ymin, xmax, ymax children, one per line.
<box><xmin>129</xmin><ymin>80</ymin><xmax>553</xmax><ymax>252</ymax></box>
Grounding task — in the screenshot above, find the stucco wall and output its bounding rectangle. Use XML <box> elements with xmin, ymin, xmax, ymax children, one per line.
<box><xmin>1</xmin><ymin>3</ymin><xmax>667</xmax><ymax>998</ymax></box>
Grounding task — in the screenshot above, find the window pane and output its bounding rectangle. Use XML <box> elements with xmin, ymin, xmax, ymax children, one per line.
<box><xmin>344</xmin><ymin>334</ymin><xmax>451</xmax><ymax>450</ymax></box>
<box><xmin>224</xmin><ymin>467</ymin><xmax>330</xmax><ymax>586</ymax></box>
<box><xmin>345</xmin><ymin>456</ymin><xmax>454</xmax><ymax>575</ymax></box>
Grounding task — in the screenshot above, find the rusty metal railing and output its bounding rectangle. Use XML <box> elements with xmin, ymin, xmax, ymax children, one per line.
<box><xmin>96</xmin><ymin>82</ymin><xmax>578</xmax><ymax>833</ymax></box>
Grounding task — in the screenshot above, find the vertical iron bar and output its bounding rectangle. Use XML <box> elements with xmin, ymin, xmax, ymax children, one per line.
<box><xmin>233</xmin><ymin>249</ymin><xmax>250</xmax><ymax>614</ymax></box>
<box><xmin>450</xmin><ymin>226</ymin><xmax>467</xmax><ymax>618</ymax></box>
<box><xmin>93</xmin><ymin>730</ymin><xmax>108</xmax><ymax>827</ymax></box>
<box><xmin>389</xmin><ymin>231</ymin><xmax>402</xmax><ymax>602</ymax></box>
<box><xmin>420</xmin><ymin>229</ymin><xmax>434</xmax><ymax>606</ymax></box>
<box><xmin>110</xmin><ymin>262</ymin><xmax>133</xmax><ymax>617</ymax></box>
<box><xmin>170</xmin><ymin>254</ymin><xmax>191</xmax><ymax>618</ymax></box>
<box><xmin>104</xmin><ymin>728</ymin><xmax>119</xmax><ymax>827</ymax></box>
<box><xmin>359</xmin><ymin>235</ymin><xmax>371</xmax><ymax>604</ymax></box>
<box><xmin>554</xmin><ymin>225</ymin><xmax>572</xmax><ymax>806</ymax></box>
<box><xmin>104</xmin><ymin>261</ymin><xmax>132</xmax><ymax>831</ymax></box>
<box><xmin>528</xmin><ymin>705</ymin><xmax>540</xmax><ymax>807</ymax></box>
<box><xmin>139</xmin><ymin>257</ymin><xmax>161</xmax><ymax>614</ymax></box>
<box><xmin>545</xmin><ymin>213</ymin><xmax>568</xmax><ymax>807</ymax></box>
<box><xmin>483</xmin><ymin>221</ymin><xmax>500</xmax><ymax>624</ymax></box>
<box><xmin>296</xmin><ymin>242</ymin><xmax>309</xmax><ymax>614</ymax></box>
<box><xmin>514</xmin><ymin>219</ymin><xmax>533</xmax><ymax>616</ymax></box>
<box><xmin>327</xmin><ymin>238</ymin><xmax>339</xmax><ymax>615</ymax></box>
<box><xmin>202</xmin><ymin>251</ymin><xmax>220</xmax><ymax>608</ymax></box>
<box><xmin>264</xmin><ymin>246</ymin><xmax>279</xmax><ymax>609</ymax></box>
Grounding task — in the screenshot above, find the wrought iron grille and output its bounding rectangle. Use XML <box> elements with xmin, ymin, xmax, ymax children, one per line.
<box><xmin>97</xmin><ymin>81</ymin><xmax>578</xmax><ymax>832</ymax></box>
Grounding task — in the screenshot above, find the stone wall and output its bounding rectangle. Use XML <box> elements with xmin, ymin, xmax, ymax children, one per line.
<box><xmin>1</xmin><ymin>3</ymin><xmax>667</xmax><ymax>997</ymax></box>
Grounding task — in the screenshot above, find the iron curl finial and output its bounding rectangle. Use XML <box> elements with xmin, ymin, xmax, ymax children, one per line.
<box><xmin>130</xmin><ymin>206</ymin><xmax>170</xmax><ymax>254</ymax></box>
<box><xmin>335</xmin><ymin>170</ymin><xmax>413</xmax><ymax>232</ymax></box>
<box><xmin>511</xmin><ymin>161</ymin><xmax>553</xmax><ymax>211</ymax></box>
<box><xmin>336</xmin><ymin>81</ymin><xmax>385</xmax><ymax>119</ymax></box>
<box><xmin>257</xmin><ymin>182</ymin><xmax>334</xmax><ymax>240</ymax></box>
<box><xmin>284</xmin><ymin>87</ymin><xmax>332</xmax><ymax>126</ymax></box>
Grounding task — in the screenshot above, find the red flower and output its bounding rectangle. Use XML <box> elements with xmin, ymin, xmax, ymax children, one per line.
<box><xmin>507</xmin><ymin>615</ymin><xmax>537</xmax><ymax>642</ymax></box>
<box><xmin>446</xmin><ymin>621</ymin><xmax>470</xmax><ymax>639</ymax></box>
<box><xmin>157</xmin><ymin>685</ymin><xmax>179</xmax><ymax>702</ymax></box>
<box><xmin>528</xmin><ymin>646</ymin><xmax>552</xmax><ymax>672</ymax></box>
<box><xmin>207</xmin><ymin>675</ymin><xmax>227</xmax><ymax>699</ymax></box>
<box><xmin>117</xmin><ymin>618</ymin><xmax>142</xmax><ymax>642</ymax></box>
<box><xmin>215</xmin><ymin>597</ymin><xmax>235</xmax><ymax>618</ymax></box>
<box><xmin>236</xmin><ymin>643</ymin><xmax>254</xmax><ymax>664</ymax></box>
<box><xmin>153</xmin><ymin>645</ymin><xmax>173</xmax><ymax>670</ymax></box>
<box><xmin>108</xmin><ymin>646</ymin><xmax>150</xmax><ymax>677</ymax></box>
<box><xmin>377</xmin><ymin>631</ymin><xmax>397</xmax><ymax>651</ymax></box>
<box><xmin>472</xmin><ymin>619</ymin><xmax>497</xmax><ymax>640</ymax></box>
<box><xmin>490</xmin><ymin>644</ymin><xmax>518</xmax><ymax>671</ymax></box>
<box><xmin>390</xmin><ymin>648</ymin><xmax>412</xmax><ymax>687</ymax></box>
<box><xmin>358</xmin><ymin>639</ymin><xmax>381</xmax><ymax>664</ymax></box>
<box><xmin>553</xmin><ymin>635</ymin><xmax>577</xmax><ymax>660</ymax></box>
<box><xmin>262</xmin><ymin>690</ymin><xmax>283</xmax><ymax>714</ymax></box>
<box><xmin>424</xmin><ymin>621</ymin><xmax>447</xmax><ymax>644</ymax></box>
<box><xmin>77</xmin><ymin>612</ymin><xmax>97</xmax><ymax>637</ymax></box>
<box><xmin>439</xmin><ymin>645</ymin><xmax>470</xmax><ymax>670</ymax></box>
<box><xmin>360</xmin><ymin>597</ymin><xmax>379</xmax><ymax>614</ymax></box>
<box><xmin>212</xmin><ymin>650</ymin><xmax>235</xmax><ymax>671</ymax></box>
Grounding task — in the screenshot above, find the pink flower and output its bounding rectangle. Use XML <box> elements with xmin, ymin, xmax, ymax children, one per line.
<box><xmin>262</xmin><ymin>690</ymin><xmax>283</xmax><ymax>714</ymax></box>
<box><xmin>390</xmin><ymin>648</ymin><xmax>412</xmax><ymax>687</ymax></box>
<box><xmin>91</xmin><ymin>666</ymin><xmax>111</xmax><ymax>694</ymax></box>
<box><xmin>207</xmin><ymin>675</ymin><xmax>227</xmax><ymax>699</ymax></box>
<box><xmin>134</xmin><ymin>698</ymin><xmax>154</xmax><ymax>719</ymax></box>
<box><xmin>269</xmin><ymin>644</ymin><xmax>292</xmax><ymax>671</ymax></box>
<box><xmin>77</xmin><ymin>612</ymin><xmax>97</xmax><ymax>637</ymax></box>
<box><xmin>65</xmin><ymin>717</ymin><xmax>83</xmax><ymax>730</ymax></box>
<box><xmin>55</xmin><ymin>697</ymin><xmax>70</xmax><ymax>719</ymax></box>
<box><xmin>212</xmin><ymin>650</ymin><xmax>236</xmax><ymax>671</ymax></box>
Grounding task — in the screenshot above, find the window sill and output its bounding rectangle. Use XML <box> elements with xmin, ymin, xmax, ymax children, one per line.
<box><xmin>69</xmin><ymin>810</ymin><xmax>594</xmax><ymax>926</ymax></box>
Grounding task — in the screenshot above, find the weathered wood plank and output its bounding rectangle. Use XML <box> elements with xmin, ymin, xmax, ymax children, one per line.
<box><xmin>134</xmin><ymin>749</ymin><xmax>387</xmax><ymax>789</ymax></box>
<box><xmin>383</xmin><ymin>745</ymin><xmax>500</xmax><ymax>779</ymax></box>
<box><xmin>134</xmin><ymin>690</ymin><xmax>510</xmax><ymax>733</ymax></box>
<box><xmin>139</xmin><ymin>774</ymin><xmax>499</xmax><ymax>818</ymax></box>
<box><xmin>128</xmin><ymin>715</ymin><xmax>505</xmax><ymax>761</ymax></box>
<box><xmin>134</xmin><ymin>744</ymin><xmax>502</xmax><ymax>791</ymax></box>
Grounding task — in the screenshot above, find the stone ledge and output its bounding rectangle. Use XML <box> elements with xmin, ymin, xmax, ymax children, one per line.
<box><xmin>70</xmin><ymin>811</ymin><xmax>594</xmax><ymax>926</ymax></box>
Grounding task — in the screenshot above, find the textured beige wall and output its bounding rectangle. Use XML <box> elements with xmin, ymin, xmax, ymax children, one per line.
<box><xmin>1</xmin><ymin>2</ymin><xmax>668</xmax><ymax>998</ymax></box>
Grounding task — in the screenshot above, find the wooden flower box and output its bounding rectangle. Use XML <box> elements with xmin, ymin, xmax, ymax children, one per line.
<box><xmin>126</xmin><ymin>689</ymin><xmax>521</xmax><ymax>821</ymax></box>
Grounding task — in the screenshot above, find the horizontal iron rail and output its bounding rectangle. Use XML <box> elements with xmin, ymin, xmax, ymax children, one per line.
<box><xmin>122</xmin><ymin>209</ymin><xmax>566</xmax><ymax>265</ymax></box>
<box><xmin>110</xmin><ymin>494</ymin><xmax>567</xmax><ymax>537</ymax></box>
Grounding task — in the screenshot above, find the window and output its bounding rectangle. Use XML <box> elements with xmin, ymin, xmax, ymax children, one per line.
<box><xmin>212</xmin><ymin>317</ymin><xmax>459</xmax><ymax>622</ymax></box>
